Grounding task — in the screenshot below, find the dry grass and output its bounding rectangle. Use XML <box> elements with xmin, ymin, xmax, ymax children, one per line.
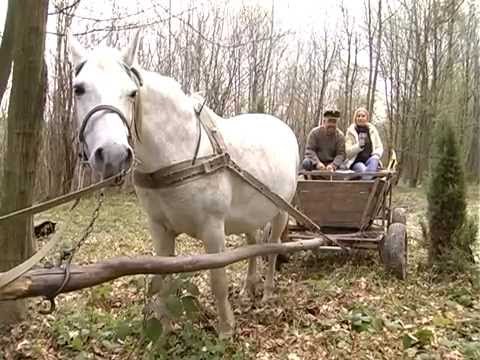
<box><xmin>1</xmin><ymin>184</ymin><xmax>479</xmax><ymax>359</ymax></box>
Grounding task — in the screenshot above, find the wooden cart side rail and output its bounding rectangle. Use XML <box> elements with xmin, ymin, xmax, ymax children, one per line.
<box><xmin>298</xmin><ymin>170</ymin><xmax>394</xmax><ymax>181</ymax></box>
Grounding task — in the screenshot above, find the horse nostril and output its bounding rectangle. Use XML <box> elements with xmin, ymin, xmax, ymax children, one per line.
<box><xmin>94</xmin><ymin>147</ymin><xmax>104</xmax><ymax>164</ymax></box>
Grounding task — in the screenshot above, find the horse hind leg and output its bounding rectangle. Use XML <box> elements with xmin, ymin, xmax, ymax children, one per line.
<box><xmin>199</xmin><ymin>219</ymin><xmax>235</xmax><ymax>338</ymax></box>
<box><xmin>263</xmin><ymin>211</ymin><xmax>288</xmax><ymax>302</ymax></box>
<box><xmin>241</xmin><ymin>231</ymin><xmax>262</xmax><ymax>299</ymax></box>
<box><xmin>258</xmin><ymin>222</ymin><xmax>289</xmax><ymax>270</ymax></box>
<box><xmin>146</xmin><ymin>220</ymin><xmax>176</xmax><ymax>333</ymax></box>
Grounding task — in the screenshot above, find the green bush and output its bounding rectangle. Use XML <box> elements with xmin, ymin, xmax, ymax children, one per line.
<box><xmin>426</xmin><ymin>119</ymin><xmax>476</xmax><ymax>271</ymax></box>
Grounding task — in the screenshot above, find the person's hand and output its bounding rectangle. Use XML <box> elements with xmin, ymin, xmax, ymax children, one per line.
<box><xmin>316</xmin><ymin>162</ymin><xmax>326</xmax><ymax>170</ymax></box>
<box><xmin>326</xmin><ymin>164</ymin><xmax>336</xmax><ymax>172</ymax></box>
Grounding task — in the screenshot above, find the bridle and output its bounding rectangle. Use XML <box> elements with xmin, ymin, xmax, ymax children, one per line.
<box><xmin>74</xmin><ymin>60</ymin><xmax>143</xmax><ymax>163</ymax></box>
<box><xmin>73</xmin><ymin>59</ymin><xmax>208</xmax><ymax>171</ymax></box>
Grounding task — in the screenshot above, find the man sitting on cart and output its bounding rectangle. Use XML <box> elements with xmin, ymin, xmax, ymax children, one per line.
<box><xmin>302</xmin><ymin>110</ymin><xmax>346</xmax><ymax>172</ymax></box>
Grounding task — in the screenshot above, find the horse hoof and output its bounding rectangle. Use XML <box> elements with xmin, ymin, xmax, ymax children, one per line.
<box><xmin>144</xmin><ymin>298</ymin><xmax>174</xmax><ymax>333</ymax></box>
<box><xmin>218</xmin><ymin>327</ymin><xmax>234</xmax><ymax>340</ymax></box>
<box><xmin>240</xmin><ymin>286</ymin><xmax>255</xmax><ymax>300</ymax></box>
<box><xmin>261</xmin><ymin>292</ymin><xmax>276</xmax><ymax>303</ymax></box>
<box><xmin>217</xmin><ymin>316</ymin><xmax>235</xmax><ymax>339</ymax></box>
<box><xmin>241</xmin><ymin>282</ymin><xmax>260</xmax><ymax>300</ymax></box>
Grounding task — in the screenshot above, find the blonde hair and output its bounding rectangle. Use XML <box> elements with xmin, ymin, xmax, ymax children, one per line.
<box><xmin>352</xmin><ymin>107</ymin><xmax>369</xmax><ymax>124</ymax></box>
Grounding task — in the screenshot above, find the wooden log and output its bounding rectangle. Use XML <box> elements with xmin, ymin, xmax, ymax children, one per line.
<box><xmin>0</xmin><ymin>237</ymin><xmax>330</xmax><ymax>301</ymax></box>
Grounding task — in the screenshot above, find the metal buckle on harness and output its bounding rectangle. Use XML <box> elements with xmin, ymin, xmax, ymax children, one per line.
<box><xmin>202</xmin><ymin>161</ymin><xmax>214</xmax><ymax>173</ymax></box>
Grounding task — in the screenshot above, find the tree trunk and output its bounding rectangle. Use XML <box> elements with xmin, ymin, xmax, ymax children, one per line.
<box><xmin>0</xmin><ymin>0</ymin><xmax>49</xmax><ymax>327</ymax></box>
<box><xmin>368</xmin><ymin>0</ymin><xmax>382</xmax><ymax>115</ymax></box>
<box><xmin>0</xmin><ymin>0</ymin><xmax>16</xmax><ymax>105</ymax></box>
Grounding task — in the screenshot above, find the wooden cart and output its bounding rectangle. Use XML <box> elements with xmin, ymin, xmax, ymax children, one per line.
<box><xmin>288</xmin><ymin>168</ymin><xmax>408</xmax><ymax>279</ymax></box>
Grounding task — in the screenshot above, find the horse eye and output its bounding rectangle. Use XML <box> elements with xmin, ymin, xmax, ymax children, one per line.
<box><xmin>128</xmin><ymin>90</ymin><xmax>137</xmax><ymax>98</ymax></box>
<box><xmin>73</xmin><ymin>84</ymin><xmax>85</xmax><ymax>96</ymax></box>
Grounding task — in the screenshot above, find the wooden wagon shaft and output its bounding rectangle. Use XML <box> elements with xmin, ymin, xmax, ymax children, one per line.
<box><xmin>0</xmin><ymin>237</ymin><xmax>332</xmax><ymax>301</ymax></box>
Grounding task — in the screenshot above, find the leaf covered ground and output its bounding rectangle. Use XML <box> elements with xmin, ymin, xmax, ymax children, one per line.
<box><xmin>1</xmin><ymin>184</ymin><xmax>479</xmax><ymax>359</ymax></box>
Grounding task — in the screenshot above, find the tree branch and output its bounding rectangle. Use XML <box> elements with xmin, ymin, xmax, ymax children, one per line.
<box><xmin>0</xmin><ymin>237</ymin><xmax>334</xmax><ymax>301</ymax></box>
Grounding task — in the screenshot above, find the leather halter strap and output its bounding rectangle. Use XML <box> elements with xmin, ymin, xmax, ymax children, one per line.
<box><xmin>77</xmin><ymin>104</ymin><xmax>133</xmax><ymax>162</ymax></box>
<box><xmin>75</xmin><ymin>60</ymin><xmax>143</xmax><ymax>161</ymax></box>
<box><xmin>78</xmin><ymin>104</ymin><xmax>131</xmax><ymax>144</ymax></box>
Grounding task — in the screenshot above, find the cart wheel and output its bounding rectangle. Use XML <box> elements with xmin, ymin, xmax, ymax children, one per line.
<box><xmin>391</xmin><ymin>207</ymin><xmax>407</xmax><ymax>225</ymax></box>
<box><xmin>382</xmin><ymin>223</ymin><xmax>407</xmax><ymax>280</ymax></box>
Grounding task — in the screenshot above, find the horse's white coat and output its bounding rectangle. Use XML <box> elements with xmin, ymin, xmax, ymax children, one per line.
<box><xmin>70</xmin><ymin>34</ymin><xmax>299</xmax><ymax>337</ymax></box>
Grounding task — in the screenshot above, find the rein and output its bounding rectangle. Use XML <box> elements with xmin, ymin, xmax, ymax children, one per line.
<box><xmin>0</xmin><ymin>170</ymin><xmax>128</xmax><ymax>225</ymax></box>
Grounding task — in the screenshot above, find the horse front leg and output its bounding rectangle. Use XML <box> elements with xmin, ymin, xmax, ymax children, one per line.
<box><xmin>263</xmin><ymin>211</ymin><xmax>288</xmax><ymax>302</ymax></box>
<box><xmin>147</xmin><ymin>220</ymin><xmax>176</xmax><ymax>332</ymax></box>
<box><xmin>199</xmin><ymin>219</ymin><xmax>235</xmax><ymax>338</ymax></box>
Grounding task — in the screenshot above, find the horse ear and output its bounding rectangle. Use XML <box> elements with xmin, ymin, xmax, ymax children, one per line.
<box><xmin>69</xmin><ymin>34</ymin><xmax>86</xmax><ymax>67</ymax></box>
<box><xmin>122</xmin><ymin>30</ymin><xmax>141</xmax><ymax>66</ymax></box>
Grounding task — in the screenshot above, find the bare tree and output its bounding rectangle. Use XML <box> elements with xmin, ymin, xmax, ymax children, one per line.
<box><xmin>38</xmin><ymin>0</ymin><xmax>81</xmax><ymax>198</ymax></box>
<box><xmin>0</xmin><ymin>0</ymin><xmax>49</xmax><ymax>326</ymax></box>
<box><xmin>0</xmin><ymin>0</ymin><xmax>15</xmax><ymax>105</ymax></box>
<box><xmin>364</xmin><ymin>0</ymin><xmax>383</xmax><ymax>115</ymax></box>
<box><xmin>14</xmin><ymin>0</ymin><xmax>478</xmax><ymax>193</ymax></box>
<box><xmin>340</xmin><ymin>3</ymin><xmax>360</xmax><ymax>129</ymax></box>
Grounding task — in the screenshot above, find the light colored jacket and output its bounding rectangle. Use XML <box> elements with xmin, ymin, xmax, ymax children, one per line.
<box><xmin>344</xmin><ymin>122</ymin><xmax>383</xmax><ymax>169</ymax></box>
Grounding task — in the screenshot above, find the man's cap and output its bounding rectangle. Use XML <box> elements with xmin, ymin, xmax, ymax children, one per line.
<box><xmin>323</xmin><ymin>110</ymin><xmax>341</xmax><ymax>121</ymax></box>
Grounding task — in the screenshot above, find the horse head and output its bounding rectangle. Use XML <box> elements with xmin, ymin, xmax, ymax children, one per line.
<box><xmin>69</xmin><ymin>32</ymin><xmax>142</xmax><ymax>178</ymax></box>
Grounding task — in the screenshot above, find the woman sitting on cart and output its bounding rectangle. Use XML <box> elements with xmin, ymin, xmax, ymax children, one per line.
<box><xmin>344</xmin><ymin>107</ymin><xmax>383</xmax><ymax>179</ymax></box>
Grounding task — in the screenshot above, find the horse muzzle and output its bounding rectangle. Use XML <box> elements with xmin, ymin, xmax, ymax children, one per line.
<box><xmin>91</xmin><ymin>142</ymin><xmax>134</xmax><ymax>179</ymax></box>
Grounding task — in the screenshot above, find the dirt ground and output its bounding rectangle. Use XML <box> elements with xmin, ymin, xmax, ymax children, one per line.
<box><xmin>1</xmin><ymin>184</ymin><xmax>479</xmax><ymax>359</ymax></box>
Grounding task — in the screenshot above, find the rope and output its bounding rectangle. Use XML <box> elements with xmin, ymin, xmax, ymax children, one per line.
<box><xmin>0</xmin><ymin>169</ymin><xmax>128</xmax><ymax>224</ymax></box>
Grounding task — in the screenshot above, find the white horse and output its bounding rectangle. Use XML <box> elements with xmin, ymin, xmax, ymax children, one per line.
<box><xmin>70</xmin><ymin>33</ymin><xmax>299</xmax><ymax>337</ymax></box>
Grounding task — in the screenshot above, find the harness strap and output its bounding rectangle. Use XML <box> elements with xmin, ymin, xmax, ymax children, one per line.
<box><xmin>194</xmin><ymin>103</ymin><xmax>227</xmax><ymax>154</ymax></box>
<box><xmin>133</xmin><ymin>102</ymin><xmax>312</xmax><ymax>225</ymax></box>
<box><xmin>133</xmin><ymin>153</ymin><xmax>325</xmax><ymax>235</ymax></box>
<box><xmin>225</xmin><ymin>159</ymin><xmax>322</xmax><ymax>233</ymax></box>
<box><xmin>133</xmin><ymin>101</ymin><xmax>341</xmax><ymax>247</ymax></box>
<box><xmin>133</xmin><ymin>153</ymin><xmax>230</xmax><ymax>189</ymax></box>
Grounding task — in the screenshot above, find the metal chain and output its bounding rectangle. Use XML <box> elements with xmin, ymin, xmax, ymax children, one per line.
<box><xmin>40</xmin><ymin>191</ymin><xmax>104</xmax><ymax>314</ymax></box>
<box><xmin>66</xmin><ymin>190</ymin><xmax>104</xmax><ymax>260</ymax></box>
